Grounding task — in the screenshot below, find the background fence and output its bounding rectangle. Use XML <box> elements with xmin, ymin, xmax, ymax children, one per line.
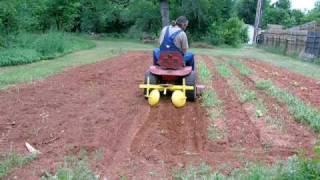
<box><xmin>259</xmin><ymin>22</ymin><xmax>320</xmax><ymax>58</ymax></box>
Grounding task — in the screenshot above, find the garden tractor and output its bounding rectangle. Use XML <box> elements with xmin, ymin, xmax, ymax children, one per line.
<box><xmin>139</xmin><ymin>51</ymin><xmax>204</xmax><ymax>108</ymax></box>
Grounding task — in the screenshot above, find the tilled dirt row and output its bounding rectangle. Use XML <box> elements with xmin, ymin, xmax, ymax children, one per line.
<box><xmin>202</xmin><ymin>56</ymin><xmax>316</xmax><ymax>163</ymax></box>
<box><xmin>244</xmin><ymin>59</ymin><xmax>320</xmax><ymax>109</ymax></box>
<box><xmin>225</xmin><ymin>57</ymin><xmax>316</xmax><ymax>156</ymax></box>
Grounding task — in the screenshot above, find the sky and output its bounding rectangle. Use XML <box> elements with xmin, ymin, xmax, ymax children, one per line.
<box><xmin>271</xmin><ymin>0</ymin><xmax>316</xmax><ymax>10</ymax></box>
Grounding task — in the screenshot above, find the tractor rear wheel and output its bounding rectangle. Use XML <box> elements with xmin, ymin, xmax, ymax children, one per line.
<box><xmin>144</xmin><ymin>71</ymin><xmax>158</xmax><ymax>97</ymax></box>
<box><xmin>185</xmin><ymin>71</ymin><xmax>196</xmax><ymax>101</ymax></box>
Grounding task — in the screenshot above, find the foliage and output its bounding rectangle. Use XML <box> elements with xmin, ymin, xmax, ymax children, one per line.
<box><xmin>209</xmin><ymin>17</ymin><xmax>248</xmax><ymax>46</ymax></box>
<box><xmin>262</xmin><ymin>0</ymin><xmax>306</xmax><ymax>28</ymax></box>
<box><xmin>197</xmin><ymin>60</ymin><xmax>212</xmax><ymax>83</ymax></box>
<box><xmin>0</xmin><ymin>48</ymin><xmax>41</xmax><ymax>66</ymax></box>
<box><xmin>173</xmin><ymin>148</ymin><xmax>320</xmax><ymax>180</ymax></box>
<box><xmin>236</xmin><ymin>0</ymin><xmax>271</xmax><ymax>25</ymax></box>
<box><xmin>228</xmin><ymin>59</ymin><xmax>252</xmax><ymax>75</ymax></box>
<box><xmin>0</xmin><ymin>32</ymin><xmax>95</xmax><ymax>66</ymax></box>
<box><xmin>257</xmin><ymin>79</ymin><xmax>320</xmax><ymax>132</ymax></box>
<box><xmin>41</xmin><ymin>156</ymin><xmax>97</xmax><ymax>180</ymax></box>
<box><xmin>0</xmin><ymin>152</ymin><xmax>36</xmax><ymax>178</ymax></box>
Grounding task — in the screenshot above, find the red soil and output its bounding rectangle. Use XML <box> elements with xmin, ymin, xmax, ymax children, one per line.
<box><xmin>245</xmin><ymin>59</ymin><xmax>320</xmax><ymax>109</ymax></box>
<box><xmin>0</xmin><ymin>52</ymin><xmax>317</xmax><ymax>179</ymax></box>
<box><xmin>202</xmin><ymin>56</ymin><xmax>315</xmax><ymax>163</ymax></box>
<box><xmin>226</xmin><ymin>58</ymin><xmax>316</xmax><ymax>156</ymax></box>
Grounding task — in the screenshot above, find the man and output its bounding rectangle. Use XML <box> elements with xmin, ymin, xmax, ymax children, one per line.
<box><xmin>153</xmin><ymin>16</ymin><xmax>195</xmax><ymax>70</ymax></box>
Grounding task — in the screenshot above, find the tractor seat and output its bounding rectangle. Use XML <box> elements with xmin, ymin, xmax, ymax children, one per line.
<box><xmin>158</xmin><ymin>51</ymin><xmax>184</xmax><ymax>70</ymax></box>
<box><xmin>150</xmin><ymin>51</ymin><xmax>192</xmax><ymax>77</ymax></box>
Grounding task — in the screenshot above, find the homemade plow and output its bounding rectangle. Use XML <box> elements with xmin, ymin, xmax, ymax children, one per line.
<box><xmin>139</xmin><ymin>52</ymin><xmax>204</xmax><ymax>108</ymax></box>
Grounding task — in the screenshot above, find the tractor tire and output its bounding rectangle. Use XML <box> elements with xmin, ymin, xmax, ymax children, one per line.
<box><xmin>144</xmin><ymin>71</ymin><xmax>158</xmax><ymax>97</ymax></box>
<box><xmin>185</xmin><ymin>71</ymin><xmax>196</xmax><ymax>101</ymax></box>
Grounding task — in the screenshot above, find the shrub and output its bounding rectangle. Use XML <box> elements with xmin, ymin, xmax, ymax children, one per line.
<box><xmin>0</xmin><ymin>32</ymin><xmax>95</xmax><ymax>66</ymax></box>
<box><xmin>209</xmin><ymin>17</ymin><xmax>248</xmax><ymax>47</ymax></box>
<box><xmin>32</xmin><ymin>32</ymin><xmax>65</xmax><ymax>59</ymax></box>
<box><xmin>0</xmin><ymin>48</ymin><xmax>41</xmax><ymax>66</ymax></box>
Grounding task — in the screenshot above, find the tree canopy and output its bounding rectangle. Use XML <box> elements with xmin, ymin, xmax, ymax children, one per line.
<box><xmin>1</xmin><ymin>0</ymin><xmax>320</xmax><ymax>45</ymax></box>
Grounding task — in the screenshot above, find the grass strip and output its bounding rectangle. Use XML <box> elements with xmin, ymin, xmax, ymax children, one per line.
<box><xmin>228</xmin><ymin>59</ymin><xmax>252</xmax><ymax>76</ymax></box>
<box><xmin>42</xmin><ymin>152</ymin><xmax>97</xmax><ymax>180</ymax></box>
<box><xmin>0</xmin><ymin>152</ymin><xmax>36</xmax><ymax>178</ymax></box>
<box><xmin>256</xmin><ymin>79</ymin><xmax>320</xmax><ymax>132</ymax></box>
<box><xmin>197</xmin><ymin>60</ymin><xmax>224</xmax><ymax>140</ymax></box>
<box><xmin>215</xmin><ymin>60</ymin><xmax>257</xmax><ymax>104</ymax></box>
<box><xmin>173</xmin><ymin>151</ymin><xmax>320</xmax><ymax>180</ymax></box>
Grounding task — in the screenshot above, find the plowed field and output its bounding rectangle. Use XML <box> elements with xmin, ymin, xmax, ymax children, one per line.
<box><xmin>0</xmin><ymin>52</ymin><xmax>318</xmax><ymax>179</ymax></box>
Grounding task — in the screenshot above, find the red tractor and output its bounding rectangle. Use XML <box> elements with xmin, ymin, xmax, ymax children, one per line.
<box><xmin>139</xmin><ymin>51</ymin><xmax>203</xmax><ymax>107</ymax></box>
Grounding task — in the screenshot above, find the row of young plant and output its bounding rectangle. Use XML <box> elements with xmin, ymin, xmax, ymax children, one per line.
<box><xmin>197</xmin><ymin>60</ymin><xmax>225</xmax><ymax>140</ymax></box>
<box><xmin>174</xmin><ymin>57</ymin><xmax>320</xmax><ymax>180</ymax></box>
<box><xmin>214</xmin><ymin>59</ymin><xmax>270</xmax><ymax>120</ymax></box>
<box><xmin>0</xmin><ymin>32</ymin><xmax>95</xmax><ymax>67</ymax></box>
<box><xmin>229</xmin><ymin>59</ymin><xmax>320</xmax><ymax>133</ymax></box>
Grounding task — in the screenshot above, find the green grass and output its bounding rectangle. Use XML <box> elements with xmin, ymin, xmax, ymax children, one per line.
<box><xmin>255</xmin><ymin>79</ymin><xmax>320</xmax><ymax>131</ymax></box>
<box><xmin>255</xmin><ymin>80</ymin><xmax>273</xmax><ymax>90</ymax></box>
<box><xmin>197</xmin><ymin>59</ymin><xmax>224</xmax><ymax>140</ymax></box>
<box><xmin>0</xmin><ymin>39</ymin><xmax>154</xmax><ymax>89</ymax></box>
<box><xmin>240</xmin><ymin>90</ymin><xmax>257</xmax><ymax>103</ymax></box>
<box><xmin>0</xmin><ymin>152</ymin><xmax>36</xmax><ymax>178</ymax></box>
<box><xmin>228</xmin><ymin>59</ymin><xmax>252</xmax><ymax>76</ymax></box>
<box><xmin>216</xmin><ymin>62</ymin><xmax>232</xmax><ymax>78</ymax></box>
<box><xmin>197</xmin><ymin>60</ymin><xmax>212</xmax><ymax>83</ymax></box>
<box><xmin>41</xmin><ymin>156</ymin><xmax>97</xmax><ymax>180</ymax></box>
<box><xmin>202</xmin><ymin>90</ymin><xmax>222</xmax><ymax>107</ymax></box>
<box><xmin>173</xmin><ymin>149</ymin><xmax>320</xmax><ymax>180</ymax></box>
<box><xmin>215</xmin><ymin>60</ymin><xmax>256</xmax><ymax>104</ymax></box>
<box><xmin>258</xmin><ymin>80</ymin><xmax>320</xmax><ymax>132</ymax></box>
<box><xmin>192</xmin><ymin>46</ymin><xmax>320</xmax><ymax>80</ymax></box>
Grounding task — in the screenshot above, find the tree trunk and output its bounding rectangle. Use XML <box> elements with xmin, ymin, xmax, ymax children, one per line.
<box><xmin>160</xmin><ymin>0</ymin><xmax>169</xmax><ymax>27</ymax></box>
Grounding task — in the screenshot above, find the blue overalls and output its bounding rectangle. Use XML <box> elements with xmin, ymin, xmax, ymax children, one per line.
<box><xmin>153</xmin><ymin>26</ymin><xmax>195</xmax><ymax>70</ymax></box>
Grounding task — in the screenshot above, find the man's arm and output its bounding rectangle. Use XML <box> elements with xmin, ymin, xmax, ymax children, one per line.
<box><xmin>180</xmin><ymin>32</ymin><xmax>189</xmax><ymax>54</ymax></box>
<box><xmin>159</xmin><ymin>27</ymin><xmax>166</xmax><ymax>45</ymax></box>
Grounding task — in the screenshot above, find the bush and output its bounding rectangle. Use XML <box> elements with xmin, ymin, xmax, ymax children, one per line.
<box><xmin>208</xmin><ymin>21</ymin><xmax>225</xmax><ymax>45</ymax></box>
<box><xmin>0</xmin><ymin>48</ymin><xmax>41</xmax><ymax>66</ymax></box>
<box><xmin>0</xmin><ymin>32</ymin><xmax>95</xmax><ymax>66</ymax></box>
<box><xmin>209</xmin><ymin>17</ymin><xmax>248</xmax><ymax>47</ymax></box>
<box><xmin>32</xmin><ymin>32</ymin><xmax>66</xmax><ymax>58</ymax></box>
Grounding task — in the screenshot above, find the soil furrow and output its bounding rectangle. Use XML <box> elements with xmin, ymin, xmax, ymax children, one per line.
<box><xmin>244</xmin><ymin>59</ymin><xmax>320</xmax><ymax>109</ymax></box>
<box><xmin>227</xmin><ymin>60</ymin><xmax>316</xmax><ymax>157</ymax></box>
<box><xmin>202</xmin><ymin>56</ymin><xmax>262</xmax><ymax>148</ymax></box>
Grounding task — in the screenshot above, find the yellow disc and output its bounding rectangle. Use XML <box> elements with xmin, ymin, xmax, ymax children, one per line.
<box><xmin>171</xmin><ymin>90</ymin><xmax>187</xmax><ymax>108</ymax></box>
<box><xmin>148</xmin><ymin>89</ymin><xmax>160</xmax><ymax>106</ymax></box>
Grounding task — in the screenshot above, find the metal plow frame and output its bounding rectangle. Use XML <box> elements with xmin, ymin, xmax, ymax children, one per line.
<box><xmin>139</xmin><ymin>77</ymin><xmax>194</xmax><ymax>98</ymax></box>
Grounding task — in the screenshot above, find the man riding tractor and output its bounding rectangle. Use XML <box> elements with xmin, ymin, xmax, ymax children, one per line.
<box><xmin>153</xmin><ymin>16</ymin><xmax>194</xmax><ymax>71</ymax></box>
<box><xmin>139</xmin><ymin>16</ymin><xmax>202</xmax><ymax>108</ymax></box>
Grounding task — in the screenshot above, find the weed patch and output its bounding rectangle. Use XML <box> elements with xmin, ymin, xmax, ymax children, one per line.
<box><xmin>0</xmin><ymin>152</ymin><xmax>36</xmax><ymax>178</ymax></box>
<box><xmin>173</xmin><ymin>149</ymin><xmax>320</xmax><ymax>180</ymax></box>
<box><xmin>42</xmin><ymin>155</ymin><xmax>97</xmax><ymax>180</ymax></box>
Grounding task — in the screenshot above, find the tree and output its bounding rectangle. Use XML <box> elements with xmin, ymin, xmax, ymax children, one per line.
<box><xmin>275</xmin><ymin>0</ymin><xmax>291</xmax><ymax>10</ymax></box>
<box><xmin>236</xmin><ymin>0</ymin><xmax>258</xmax><ymax>25</ymax></box>
<box><xmin>160</xmin><ymin>0</ymin><xmax>169</xmax><ymax>27</ymax></box>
